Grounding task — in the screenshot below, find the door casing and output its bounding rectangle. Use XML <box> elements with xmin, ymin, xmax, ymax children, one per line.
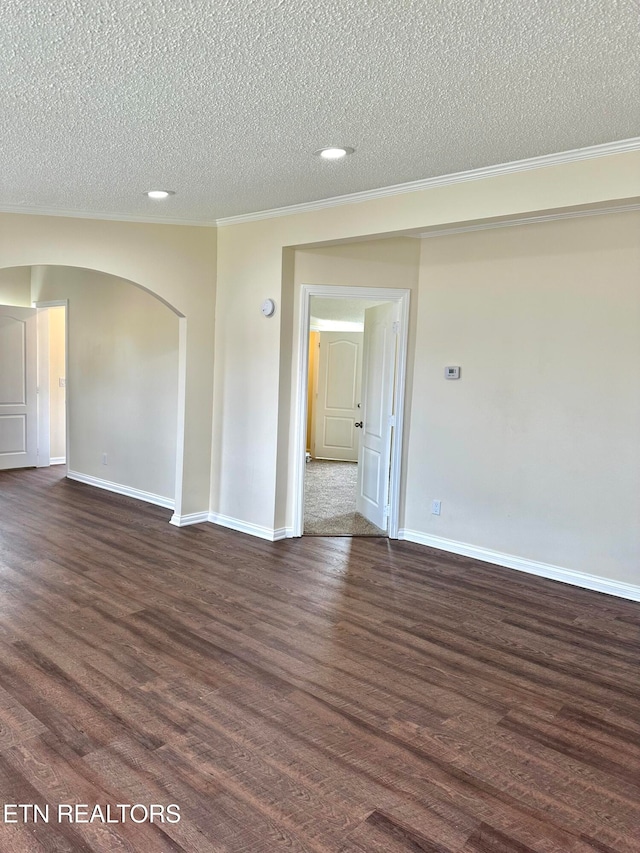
<box><xmin>292</xmin><ymin>285</ymin><xmax>411</xmax><ymax>538</ymax></box>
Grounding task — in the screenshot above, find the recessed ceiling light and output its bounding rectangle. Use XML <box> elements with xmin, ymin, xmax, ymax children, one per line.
<box><xmin>315</xmin><ymin>147</ymin><xmax>355</xmax><ymax>160</ymax></box>
<box><xmin>144</xmin><ymin>190</ymin><xmax>176</xmax><ymax>199</ymax></box>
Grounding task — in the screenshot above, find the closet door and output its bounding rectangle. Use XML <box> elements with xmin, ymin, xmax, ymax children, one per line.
<box><xmin>0</xmin><ymin>306</ymin><xmax>38</xmax><ymax>470</ymax></box>
<box><xmin>314</xmin><ymin>332</ymin><xmax>363</xmax><ymax>462</ymax></box>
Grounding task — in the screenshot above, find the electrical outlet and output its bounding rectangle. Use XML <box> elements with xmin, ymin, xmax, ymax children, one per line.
<box><xmin>102</xmin><ymin>453</ymin><xmax>107</xmax><ymax>465</ymax></box>
<box><xmin>431</xmin><ymin>500</ymin><xmax>441</xmax><ymax>516</ymax></box>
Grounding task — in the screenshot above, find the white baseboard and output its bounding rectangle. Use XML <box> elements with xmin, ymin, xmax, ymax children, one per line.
<box><xmin>398</xmin><ymin>530</ymin><xmax>640</xmax><ymax>602</ymax></box>
<box><xmin>208</xmin><ymin>512</ymin><xmax>284</xmax><ymax>542</ymax></box>
<box><xmin>66</xmin><ymin>470</ymin><xmax>175</xmax><ymax>510</ymax></box>
<box><xmin>50</xmin><ymin>457</ymin><xmax>66</xmax><ymax>465</ymax></box>
<box><xmin>170</xmin><ymin>511</ymin><xmax>209</xmax><ymax>527</ymax></box>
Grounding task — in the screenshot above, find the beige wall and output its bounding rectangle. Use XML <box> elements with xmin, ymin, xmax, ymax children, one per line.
<box><xmin>0</xmin><ymin>214</ymin><xmax>216</xmax><ymax>515</ymax></box>
<box><xmin>0</xmin><ymin>266</ymin><xmax>31</xmax><ymax>306</ymax></box>
<box><xmin>405</xmin><ymin>211</ymin><xmax>640</xmax><ymax>583</ymax></box>
<box><xmin>213</xmin><ymin>150</ymin><xmax>640</xmax><ymax>587</ymax></box>
<box><xmin>213</xmin><ymin>150</ymin><xmax>640</xmax><ymax>534</ymax></box>
<box><xmin>48</xmin><ymin>305</ymin><xmax>66</xmax><ymax>461</ymax></box>
<box><xmin>32</xmin><ymin>266</ymin><xmax>179</xmax><ymax>500</ymax></box>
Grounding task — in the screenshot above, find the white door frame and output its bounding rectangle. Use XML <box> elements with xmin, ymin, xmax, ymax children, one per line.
<box><xmin>34</xmin><ymin>300</ymin><xmax>69</xmax><ymax>468</ymax></box>
<box><xmin>292</xmin><ymin>285</ymin><xmax>411</xmax><ymax>539</ymax></box>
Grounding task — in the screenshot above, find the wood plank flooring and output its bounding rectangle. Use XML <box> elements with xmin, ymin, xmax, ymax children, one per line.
<box><xmin>0</xmin><ymin>466</ymin><xmax>638</xmax><ymax>852</ymax></box>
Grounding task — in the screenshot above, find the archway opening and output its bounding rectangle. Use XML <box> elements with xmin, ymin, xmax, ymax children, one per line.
<box><xmin>0</xmin><ymin>264</ymin><xmax>184</xmax><ymax>513</ymax></box>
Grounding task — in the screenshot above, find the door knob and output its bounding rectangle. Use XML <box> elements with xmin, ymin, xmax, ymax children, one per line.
<box><xmin>355</xmin><ymin>421</ymin><xmax>363</xmax><ymax>428</ymax></box>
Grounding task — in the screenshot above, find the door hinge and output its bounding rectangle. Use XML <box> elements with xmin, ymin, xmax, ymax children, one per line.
<box><xmin>388</xmin><ymin>414</ymin><xmax>396</xmax><ymax>427</ymax></box>
<box><xmin>384</xmin><ymin>504</ymin><xmax>391</xmax><ymax>517</ymax></box>
<box><xmin>392</xmin><ymin>321</ymin><xmax>400</xmax><ymax>335</ymax></box>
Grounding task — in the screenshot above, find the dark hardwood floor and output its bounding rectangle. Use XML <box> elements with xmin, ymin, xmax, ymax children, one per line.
<box><xmin>0</xmin><ymin>466</ymin><xmax>638</xmax><ymax>852</ymax></box>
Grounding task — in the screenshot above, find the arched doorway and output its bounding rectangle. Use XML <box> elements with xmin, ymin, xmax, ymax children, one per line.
<box><xmin>0</xmin><ymin>264</ymin><xmax>184</xmax><ymax>514</ymax></box>
<box><xmin>0</xmin><ymin>214</ymin><xmax>216</xmax><ymax>522</ymax></box>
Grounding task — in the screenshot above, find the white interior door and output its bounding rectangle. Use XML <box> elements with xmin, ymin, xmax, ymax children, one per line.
<box><xmin>356</xmin><ymin>303</ymin><xmax>398</xmax><ymax>529</ymax></box>
<box><xmin>0</xmin><ymin>306</ymin><xmax>38</xmax><ymax>470</ymax></box>
<box><xmin>314</xmin><ymin>331</ymin><xmax>363</xmax><ymax>461</ymax></box>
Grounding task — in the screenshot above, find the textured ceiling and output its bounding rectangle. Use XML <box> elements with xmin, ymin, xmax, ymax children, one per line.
<box><xmin>1</xmin><ymin>0</ymin><xmax>639</xmax><ymax>223</ymax></box>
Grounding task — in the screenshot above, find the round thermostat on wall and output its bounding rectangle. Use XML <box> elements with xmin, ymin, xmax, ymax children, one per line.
<box><xmin>261</xmin><ymin>298</ymin><xmax>276</xmax><ymax>317</ymax></box>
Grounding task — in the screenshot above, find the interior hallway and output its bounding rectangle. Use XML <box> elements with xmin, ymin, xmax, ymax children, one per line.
<box><xmin>303</xmin><ymin>459</ymin><xmax>385</xmax><ymax>536</ymax></box>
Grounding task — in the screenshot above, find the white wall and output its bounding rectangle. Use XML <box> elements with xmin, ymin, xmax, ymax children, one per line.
<box><xmin>404</xmin><ymin>211</ymin><xmax>640</xmax><ymax>584</ymax></box>
<box><xmin>32</xmin><ymin>266</ymin><xmax>179</xmax><ymax>502</ymax></box>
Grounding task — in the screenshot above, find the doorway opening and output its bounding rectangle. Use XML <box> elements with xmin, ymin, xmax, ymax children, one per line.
<box><xmin>1</xmin><ymin>265</ymin><xmax>182</xmax><ymax>517</ymax></box>
<box><xmin>36</xmin><ymin>301</ymin><xmax>68</xmax><ymax>468</ymax></box>
<box><xmin>0</xmin><ymin>299</ymin><xmax>67</xmax><ymax>472</ymax></box>
<box><xmin>305</xmin><ymin>297</ymin><xmax>385</xmax><ymax>535</ymax></box>
<box><xmin>292</xmin><ymin>285</ymin><xmax>411</xmax><ymax>538</ymax></box>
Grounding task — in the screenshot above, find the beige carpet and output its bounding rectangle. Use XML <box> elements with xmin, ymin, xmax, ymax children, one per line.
<box><xmin>304</xmin><ymin>459</ymin><xmax>386</xmax><ymax>536</ymax></box>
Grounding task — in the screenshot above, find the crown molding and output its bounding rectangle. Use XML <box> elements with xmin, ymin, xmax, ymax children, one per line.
<box><xmin>0</xmin><ymin>202</ymin><xmax>216</xmax><ymax>228</ymax></box>
<box><xmin>415</xmin><ymin>202</ymin><xmax>640</xmax><ymax>239</ymax></box>
<box><xmin>1</xmin><ymin>138</ymin><xmax>638</xmax><ymax>229</ymax></box>
<box><xmin>216</xmin><ymin>137</ymin><xmax>640</xmax><ymax>226</ymax></box>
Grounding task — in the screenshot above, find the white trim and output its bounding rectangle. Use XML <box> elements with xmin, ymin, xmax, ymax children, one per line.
<box><xmin>67</xmin><ymin>470</ymin><xmax>175</xmax><ymax>510</ymax></box>
<box><xmin>172</xmin><ymin>317</ymin><xmax>188</xmax><ymax>519</ymax></box>
<box><xmin>216</xmin><ymin>137</ymin><xmax>640</xmax><ymax>226</ymax></box>
<box><xmin>50</xmin><ymin>456</ymin><xmax>66</xmax><ymax>465</ymax></box>
<box><xmin>398</xmin><ymin>530</ymin><xmax>640</xmax><ymax>603</ymax></box>
<box><xmin>208</xmin><ymin>512</ymin><xmax>284</xmax><ymax>541</ymax></box>
<box><xmin>417</xmin><ymin>202</ymin><xmax>640</xmax><ymax>239</ymax></box>
<box><xmin>292</xmin><ymin>285</ymin><xmax>410</xmax><ymax>539</ymax></box>
<box><xmin>33</xmin><ymin>300</ymin><xmax>70</xmax><ymax>308</ymax></box>
<box><xmin>170</xmin><ymin>511</ymin><xmax>209</xmax><ymax>527</ymax></box>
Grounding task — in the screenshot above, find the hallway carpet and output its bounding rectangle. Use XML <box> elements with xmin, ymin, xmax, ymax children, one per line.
<box><xmin>303</xmin><ymin>459</ymin><xmax>386</xmax><ymax>536</ymax></box>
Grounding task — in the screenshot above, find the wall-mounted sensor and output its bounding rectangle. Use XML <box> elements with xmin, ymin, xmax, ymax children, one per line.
<box><xmin>261</xmin><ymin>298</ymin><xmax>276</xmax><ymax>317</ymax></box>
<box><xmin>445</xmin><ymin>366</ymin><xmax>461</xmax><ymax>379</ymax></box>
